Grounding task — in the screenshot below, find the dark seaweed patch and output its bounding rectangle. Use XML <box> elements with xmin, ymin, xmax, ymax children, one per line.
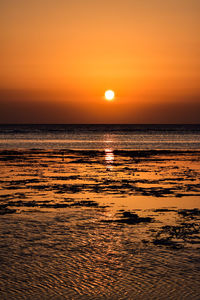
<box><xmin>0</xmin><ymin>194</ymin><xmax>13</xmax><ymax>201</ymax></box>
<box><xmin>175</xmin><ymin>193</ymin><xmax>200</xmax><ymax>198</ymax></box>
<box><xmin>0</xmin><ymin>204</ymin><xmax>16</xmax><ymax>215</ymax></box>
<box><xmin>104</xmin><ymin>211</ymin><xmax>153</xmax><ymax>225</ymax></box>
<box><xmin>73</xmin><ymin>200</ymin><xmax>99</xmax><ymax>207</ymax></box>
<box><xmin>178</xmin><ymin>208</ymin><xmax>200</xmax><ymax>219</ymax></box>
<box><xmin>19</xmin><ymin>180</ymin><xmax>194</xmax><ymax>198</ymax></box>
<box><xmin>153</xmin><ymin>222</ymin><xmax>200</xmax><ymax>249</ymax></box>
<box><xmin>49</xmin><ymin>175</ymin><xmax>80</xmax><ymax>180</ymax></box>
<box><xmin>153</xmin><ymin>208</ymin><xmax>176</xmax><ymax>213</ymax></box>
<box><xmin>6</xmin><ymin>179</ymin><xmax>41</xmax><ymax>185</ymax></box>
<box><xmin>5</xmin><ymin>199</ymin><xmax>105</xmax><ymax>209</ymax></box>
<box><xmin>39</xmin><ymin>203</ymin><xmax>71</xmax><ymax>208</ymax></box>
<box><xmin>153</xmin><ymin>238</ymin><xmax>182</xmax><ymax>249</ymax></box>
<box><xmin>7</xmin><ymin>200</ymin><xmax>39</xmax><ymax>207</ymax></box>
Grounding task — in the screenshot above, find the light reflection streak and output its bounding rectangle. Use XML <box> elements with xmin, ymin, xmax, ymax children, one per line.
<box><xmin>105</xmin><ymin>148</ymin><xmax>114</xmax><ymax>170</ymax></box>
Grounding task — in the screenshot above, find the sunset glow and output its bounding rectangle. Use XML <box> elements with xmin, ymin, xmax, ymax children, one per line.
<box><xmin>0</xmin><ymin>0</ymin><xmax>199</xmax><ymax>123</ymax></box>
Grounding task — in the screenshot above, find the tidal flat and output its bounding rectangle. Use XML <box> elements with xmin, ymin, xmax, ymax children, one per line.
<box><xmin>0</xmin><ymin>149</ymin><xmax>200</xmax><ymax>299</ymax></box>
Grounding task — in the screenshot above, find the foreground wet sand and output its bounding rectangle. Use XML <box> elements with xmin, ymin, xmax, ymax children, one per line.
<box><xmin>0</xmin><ymin>149</ymin><xmax>200</xmax><ymax>299</ymax></box>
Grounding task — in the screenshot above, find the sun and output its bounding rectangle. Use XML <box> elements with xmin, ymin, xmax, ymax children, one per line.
<box><xmin>105</xmin><ymin>90</ymin><xmax>115</xmax><ymax>101</ymax></box>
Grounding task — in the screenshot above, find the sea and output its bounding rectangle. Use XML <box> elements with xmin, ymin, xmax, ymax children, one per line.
<box><xmin>0</xmin><ymin>124</ymin><xmax>200</xmax><ymax>299</ymax></box>
<box><xmin>0</xmin><ymin>124</ymin><xmax>200</xmax><ymax>150</ymax></box>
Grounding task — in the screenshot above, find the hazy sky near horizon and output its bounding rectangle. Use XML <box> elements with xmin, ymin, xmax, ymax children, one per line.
<box><xmin>0</xmin><ymin>0</ymin><xmax>200</xmax><ymax>123</ymax></box>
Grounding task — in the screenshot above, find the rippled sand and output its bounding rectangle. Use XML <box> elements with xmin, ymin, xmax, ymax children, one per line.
<box><xmin>0</xmin><ymin>149</ymin><xmax>200</xmax><ymax>299</ymax></box>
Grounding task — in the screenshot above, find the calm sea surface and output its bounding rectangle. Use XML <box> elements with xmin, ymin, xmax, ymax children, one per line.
<box><xmin>0</xmin><ymin>124</ymin><xmax>200</xmax><ymax>150</ymax></box>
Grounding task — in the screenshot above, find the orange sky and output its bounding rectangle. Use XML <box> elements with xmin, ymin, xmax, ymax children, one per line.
<box><xmin>0</xmin><ymin>0</ymin><xmax>200</xmax><ymax>123</ymax></box>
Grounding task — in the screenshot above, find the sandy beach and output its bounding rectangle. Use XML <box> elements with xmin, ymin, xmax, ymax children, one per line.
<box><xmin>0</xmin><ymin>149</ymin><xmax>199</xmax><ymax>299</ymax></box>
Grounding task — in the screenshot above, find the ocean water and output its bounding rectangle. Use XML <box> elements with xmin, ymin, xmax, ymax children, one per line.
<box><xmin>0</xmin><ymin>124</ymin><xmax>200</xmax><ymax>150</ymax></box>
<box><xmin>0</xmin><ymin>125</ymin><xmax>200</xmax><ymax>299</ymax></box>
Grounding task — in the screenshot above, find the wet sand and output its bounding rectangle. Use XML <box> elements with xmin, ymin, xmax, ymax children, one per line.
<box><xmin>0</xmin><ymin>149</ymin><xmax>200</xmax><ymax>299</ymax></box>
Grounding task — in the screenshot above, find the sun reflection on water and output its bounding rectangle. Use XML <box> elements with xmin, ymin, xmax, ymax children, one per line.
<box><xmin>105</xmin><ymin>148</ymin><xmax>114</xmax><ymax>170</ymax></box>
